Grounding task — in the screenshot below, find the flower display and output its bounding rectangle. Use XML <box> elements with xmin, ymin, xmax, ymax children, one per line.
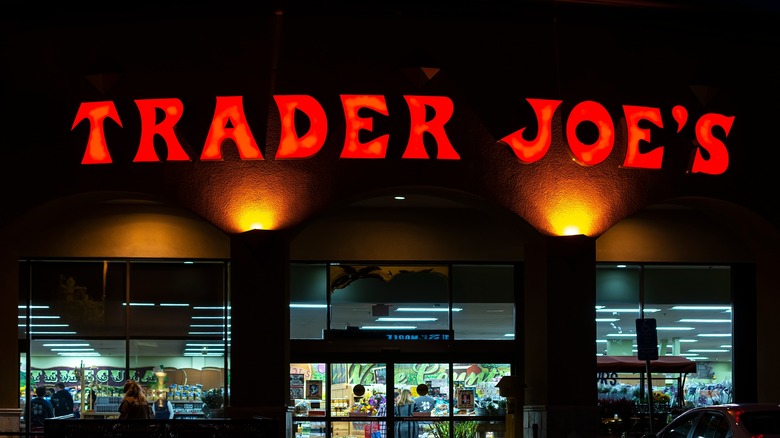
<box><xmin>653</xmin><ymin>390</ymin><xmax>671</xmax><ymax>404</ymax></box>
<box><xmin>350</xmin><ymin>392</ymin><xmax>385</xmax><ymax>415</ymax></box>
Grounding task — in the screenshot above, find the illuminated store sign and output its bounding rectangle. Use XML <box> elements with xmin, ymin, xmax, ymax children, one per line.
<box><xmin>73</xmin><ymin>95</ymin><xmax>734</xmax><ymax>174</ymax></box>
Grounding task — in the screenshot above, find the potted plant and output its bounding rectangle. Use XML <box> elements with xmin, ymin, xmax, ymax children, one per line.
<box><xmin>201</xmin><ymin>388</ymin><xmax>225</xmax><ymax>418</ymax></box>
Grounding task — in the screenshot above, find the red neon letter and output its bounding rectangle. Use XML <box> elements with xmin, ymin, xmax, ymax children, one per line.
<box><xmin>274</xmin><ymin>95</ymin><xmax>328</xmax><ymax>159</ymax></box>
<box><xmin>500</xmin><ymin>99</ymin><xmax>562</xmax><ymax>163</ymax></box>
<box><xmin>690</xmin><ymin>113</ymin><xmax>734</xmax><ymax>175</ymax></box>
<box><xmin>340</xmin><ymin>95</ymin><xmax>389</xmax><ymax>158</ymax></box>
<box><xmin>72</xmin><ymin>101</ymin><xmax>122</xmax><ymax>164</ymax></box>
<box><xmin>134</xmin><ymin>98</ymin><xmax>190</xmax><ymax>162</ymax></box>
<box><xmin>566</xmin><ymin>101</ymin><xmax>614</xmax><ymax>166</ymax></box>
<box><xmin>402</xmin><ymin>95</ymin><xmax>459</xmax><ymax>159</ymax></box>
<box><xmin>201</xmin><ymin>96</ymin><xmax>262</xmax><ymax>160</ymax></box>
<box><xmin>622</xmin><ymin>105</ymin><xmax>664</xmax><ymax>169</ymax></box>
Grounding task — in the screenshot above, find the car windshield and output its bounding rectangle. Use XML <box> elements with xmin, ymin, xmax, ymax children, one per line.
<box><xmin>741</xmin><ymin>411</ymin><xmax>780</xmax><ymax>435</ymax></box>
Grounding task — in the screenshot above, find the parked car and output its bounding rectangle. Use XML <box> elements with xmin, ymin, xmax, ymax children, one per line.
<box><xmin>656</xmin><ymin>403</ymin><xmax>780</xmax><ymax>437</ymax></box>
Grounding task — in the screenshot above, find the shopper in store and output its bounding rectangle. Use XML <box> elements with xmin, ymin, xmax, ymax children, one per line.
<box><xmin>29</xmin><ymin>386</ymin><xmax>54</xmax><ymax>433</ymax></box>
<box><xmin>118</xmin><ymin>380</ymin><xmax>151</xmax><ymax>419</ymax></box>
<box><xmin>50</xmin><ymin>382</ymin><xmax>74</xmax><ymax>417</ymax></box>
<box><xmin>393</xmin><ymin>389</ymin><xmax>418</xmax><ymax>438</ymax></box>
<box><xmin>151</xmin><ymin>392</ymin><xmax>175</xmax><ymax>419</ymax></box>
<box><xmin>413</xmin><ymin>384</ymin><xmax>436</xmax><ymax>414</ymax></box>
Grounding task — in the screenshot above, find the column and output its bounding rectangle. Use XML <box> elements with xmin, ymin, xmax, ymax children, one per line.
<box><xmin>0</xmin><ymin>248</ymin><xmax>22</xmax><ymax>432</ymax></box>
<box><xmin>523</xmin><ymin>235</ymin><xmax>599</xmax><ymax>437</ymax></box>
<box><xmin>228</xmin><ymin>229</ymin><xmax>290</xmax><ymax>434</ymax></box>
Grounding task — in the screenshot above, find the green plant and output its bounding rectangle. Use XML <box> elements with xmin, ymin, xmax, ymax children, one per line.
<box><xmin>430</xmin><ymin>421</ymin><xmax>478</xmax><ymax>438</ymax></box>
<box><xmin>201</xmin><ymin>388</ymin><xmax>224</xmax><ymax>409</ymax></box>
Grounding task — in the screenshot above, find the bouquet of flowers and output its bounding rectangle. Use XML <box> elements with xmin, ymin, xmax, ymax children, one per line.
<box><xmin>350</xmin><ymin>392</ymin><xmax>385</xmax><ymax>415</ymax></box>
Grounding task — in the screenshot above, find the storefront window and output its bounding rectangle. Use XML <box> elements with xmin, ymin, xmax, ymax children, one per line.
<box><xmin>452</xmin><ymin>363</ymin><xmax>510</xmax><ymax>418</ymax></box>
<box><xmin>290</xmin><ymin>263</ymin><xmax>517</xmax><ymax>341</ymax></box>
<box><xmin>595</xmin><ymin>263</ymin><xmax>733</xmax><ymax>429</ymax></box>
<box><xmin>19</xmin><ymin>258</ymin><xmax>229</xmax><ymax>424</ymax></box>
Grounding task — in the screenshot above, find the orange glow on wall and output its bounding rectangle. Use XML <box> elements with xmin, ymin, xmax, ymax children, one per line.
<box><xmin>236</xmin><ymin>207</ymin><xmax>276</xmax><ymax>232</ymax></box>
<box><xmin>536</xmin><ymin>182</ymin><xmax>607</xmax><ymax>237</ymax></box>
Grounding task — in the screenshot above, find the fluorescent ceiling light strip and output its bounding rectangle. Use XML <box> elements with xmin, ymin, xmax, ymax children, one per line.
<box><xmin>606</xmin><ymin>334</ymin><xmax>636</xmax><ymax>337</ymax></box>
<box><xmin>595</xmin><ymin>340</ymin><xmax>608</xmax><ymax>343</ymax></box>
<box><xmin>656</xmin><ymin>327</ymin><xmax>694</xmax><ymax>330</ymax></box>
<box><xmin>18</xmin><ymin>315</ymin><xmax>60</xmax><ymax>319</ymax></box>
<box><xmin>671</xmin><ymin>306</ymin><xmax>731</xmax><ymax>311</ymax></box>
<box><xmin>188</xmin><ymin>331</ymin><xmax>225</xmax><ymax>335</ymax></box>
<box><xmin>190</xmin><ymin>324</ymin><xmax>231</xmax><ymax>328</ymax></box>
<box><xmin>185</xmin><ymin>343</ymin><xmax>229</xmax><ymax>347</ymax></box>
<box><xmin>504</xmin><ymin>333</ymin><xmax>514</xmax><ymax>337</ymax></box>
<box><xmin>678</xmin><ymin>319</ymin><xmax>731</xmax><ymax>323</ymax></box>
<box><xmin>396</xmin><ymin>307</ymin><xmax>462</xmax><ymax>312</ymax></box>
<box><xmin>376</xmin><ymin>317</ymin><xmax>437</xmax><ymax>322</ymax></box>
<box><xmin>596</xmin><ymin>308</ymin><xmax>660</xmax><ymax>313</ymax></box>
<box><xmin>29</xmin><ymin>331</ymin><xmax>77</xmax><ymax>335</ymax></box>
<box><xmin>720</xmin><ymin>345</ymin><xmax>732</xmax><ymax>348</ymax></box>
<box><xmin>184</xmin><ymin>348</ymin><xmax>225</xmax><ymax>351</ymax></box>
<box><xmin>688</xmin><ymin>357</ymin><xmax>709</xmax><ymax>360</ymax></box>
<box><xmin>191</xmin><ymin>316</ymin><xmax>231</xmax><ymax>320</ymax></box>
<box><xmin>697</xmin><ymin>334</ymin><xmax>731</xmax><ymax>337</ymax></box>
<box><xmin>43</xmin><ymin>344</ymin><xmax>90</xmax><ymax>347</ymax></box>
<box><xmin>361</xmin><ymin>326</ymin><xmax>416</xmax><ymax>330</ymax></box>
<box><xmin>184</xmin><ymin>353</ymin><xmax>224</xmax><ymax>357</ymax></box>
<box><xmin>193</xmin><ymin>306</ymin><xmax>231</xmax><ymax>310</ymax></box>
<box><xmin>18</xmin><ymin>305</ymin><xmax>50</xmax><ymax>309</ymax></box>
<box><xmin>160</xmin><ymin>303</ymin><xmax>190</xmax><ymax>307</ymax></box>
<box><xmin>687</xmin><ymin>349</ymin><xmax>729</xmax><ymax>352</ymax></box>
<box><xmin>124</xmin><ymin>303</ymin><xmax>155</xmax><ymax>306</ymax></box>
<box><xmin>18</xmin><ymin>324</ymin><xmax>68</xmax><ymax>327</ymax></box>
<box><xmin>596</xmin><ymin>318</ymin><xmax>619</xmax><ymax>322</ymax></box>
<box><xmin>679</xmin><ymin>339</ymin><xmax>698</xmax><ymax>342</ymax></box>
<box><xmin>51</xmin><ymin>348</ymin><xmax>94</xmax><ymax>352</ymax></box>
<box><xmin>289</xmin><ymin>304</ymin><xmax>327</xmax><ymax>308</ymax></box>
<box><xmin>59</xmin><ymin>352</ymin><xmax>100</xmax><ymax>356</ymax></box>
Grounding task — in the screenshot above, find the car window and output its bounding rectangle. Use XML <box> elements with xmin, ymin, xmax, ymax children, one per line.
<box><xmin>740</xmin><ymin>411</ymin><xmax>780</xmax><ymax>435</ymax></box>
<box><xmin>692</xmin><ymin>412</ymin><xmax>730</xmax><ymax>438</ymax></box>
<box><xmin>660</xmin><ymin>411</ymin><xmax>699</xmax><ymax>438</ymax></box>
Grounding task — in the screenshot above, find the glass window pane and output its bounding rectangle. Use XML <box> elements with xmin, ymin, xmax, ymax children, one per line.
<box><xmin>128</xmin><ymin>261</ymin><xmax>226</xmax><ymax>338</ymax></box>
<box><xmin>596</xmin><ymin>265</ymin><xmax>641</xmax><ymax>357</ymax></box>
<box><xmin>29</xmin><ymin>338</ymin><xmax>126</xmax><ymax>415</ymax></box>
<box><xmin>25</xmin><ymin>260</ymin><xmax>126</xmax><ymax>338</ymax></box>
<box><xmin>452</xmin><ymin>265</ymin><xmax>515</xmax><ymax>340</ymax></box>
<box><xmin>452</xmin><ymin>363</ymin><xmax>510</xmax><ymax>417</ymax></box>
<box><xmin>330</xmin><ymin>363</ymin><xmax>387</xmax><ymax>418</ymax></box>
<box><xmin>290</xmin><ymin>264</ymin><xmax>328</xmax><ymax>339</ymax></box>
<box><xmin>395</xmin><ymin>363</ymin><xmax>450</xmax><ymax>417</ymax></box>
<box><xmin>644</xmin><ymin>265</ymin><xmax>732</xmax><ymax>407</ymax></box>
<box><xmin>330</xmin><ymin>265</ymin><xmax>450</xmax><ymax>334</ymax></box>
<box><xmin>290</xmin><ymin>363</ymin><xmax>327</xmax><ymax>418</ymax></box>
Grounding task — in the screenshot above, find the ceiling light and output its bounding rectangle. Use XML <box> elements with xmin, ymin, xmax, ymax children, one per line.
<box><xmin>596</xmin><ymin>318</ymin><xmax>619</xmax><ymax>322</ymax></box>
<box><xmin>360</xmin><ymin>326</ymin><xmax>416</xmax><ymax>330</ymax></box>
<box><xmin>656</xmin><ymin>327</ymin><xmax>694</xmax><ymax>330</ymax></box>
<box><xmin>289</xmin><ymin>304</ymin><xmax>327</xmax><ymax>308</ymax></box>
<box><xmin>697</xmin><ymin>334</ymin><xmax>731</xmax><ymax>337</ymax></box>
<box><xmin>396</xmin><ymin>307</ymin><xmax>462</xmax><ymax>312</ymax></box>
<box><xmin>377</xmin><ymin>317</ymin><xmax>436</xmax><ymax>322</ymax></box>
<box><xmin>671</xmin><ymin>306</ymin><xmax>731</xmax><ymax>311</ymax></box>
<box><xmin>678</xmin><ymin>319</ymin><xmax>731</xmax><ymax>323</ymax></box>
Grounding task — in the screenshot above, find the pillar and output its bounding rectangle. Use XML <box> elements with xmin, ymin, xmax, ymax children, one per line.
<box><xmin>0</xmin><ymin>247</ymin><xmax>21</xmax><ymax>432</ymax></box>
<box><xmin>523</xmin><ymin>235</ymin><xmax>599</xmax><ymax>437</ymax></box>
<box><xmin>228</xmin><ymin>229</ymin><xmax>290</xmax><ymax>435</ymax></box>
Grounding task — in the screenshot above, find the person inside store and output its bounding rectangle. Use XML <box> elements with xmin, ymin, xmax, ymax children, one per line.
<box><xmin>118</xmin><ymin>380</ymin><xmax>151</xmax><ymax>419</ymax></box>
<box><xmin>50</xmin><ymin>382</ymin><xmax>74</xmax><ymax>418</ymax></box>
<box><xmin>151</xmin><ymin>392</ymin><xmax>175</xmax><ymax>419</ymax></box>
<box><xmin>413</xmin><ymin>384</ymin><xmax>436</xmax><ymax>414</ymax></box>
<box><xmin>394</xmin><ymin>389</ymin><xmax>418</xmax><ymax>438</ymax></box>
<box><xmin>29</xmin><ymin>386</ymin><xmax>54</xmax><ymax>433</ymax></box>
